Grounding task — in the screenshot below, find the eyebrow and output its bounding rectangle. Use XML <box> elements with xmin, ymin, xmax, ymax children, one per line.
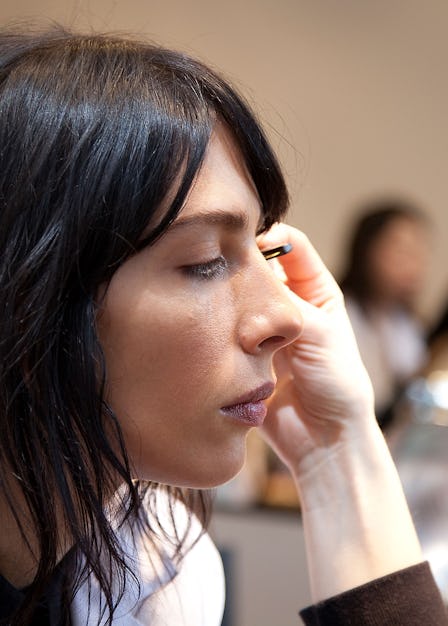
<box><xmin>168</xmin><ymin>208</ymin><xmax>260</xmax><ymax>234</ymax></box>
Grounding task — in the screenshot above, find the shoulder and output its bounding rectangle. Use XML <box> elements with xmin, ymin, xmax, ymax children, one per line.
<box><xmin>71</xmin><ymin>488</ymin><xmax>225</xmax><ymax>625</ymax></box>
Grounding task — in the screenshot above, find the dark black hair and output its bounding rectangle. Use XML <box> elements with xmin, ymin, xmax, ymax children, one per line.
<box><xmin>428</xmin><ymin>298</ymin><xmax>448</xmax><ymax>344</ymax></box>
<box><xmin>0</xmin><ymin>26</ymin><xmax>289</xmax><ymax>625</ymax></box>
<box><xmin>339</xmin><ymin>198</ymin><xmax>427</xmax><ymax>310</ymax></box>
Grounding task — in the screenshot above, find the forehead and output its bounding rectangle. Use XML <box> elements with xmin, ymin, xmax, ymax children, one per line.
<box><xmin>171</xmin><ymin>126</ymin><xmax>262</xmax><ymax>229</ymax></box>
<box><xmin>378</xmin><ymin>217</ymin><xmax>427</xmax><ymax>245</ymax></box>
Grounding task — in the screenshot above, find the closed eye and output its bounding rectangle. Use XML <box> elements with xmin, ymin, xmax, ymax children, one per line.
<box><xmin>181</xmin><ymin>256</ymin><xmax>229</xmax><ymax>280</ymax></box>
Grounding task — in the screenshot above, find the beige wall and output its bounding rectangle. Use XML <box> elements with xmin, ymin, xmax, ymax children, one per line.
<box><xmin>2</xmin><ymin>0</ymin><xmax>447</xmax><ymax>319</ymax></box>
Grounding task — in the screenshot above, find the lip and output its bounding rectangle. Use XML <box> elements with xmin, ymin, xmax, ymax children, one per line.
<box><xmin>221</xmin><ymin>382</ymin><xmax>275</xmax><ymax>427</ymax></box>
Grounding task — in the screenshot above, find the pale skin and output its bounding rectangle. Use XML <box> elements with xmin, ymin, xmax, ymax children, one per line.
<box><xmin>0</xmin><ymin>126</ymin><xmax>423</xmax><ymax>604</ymax></box>
<box><xmin>99</xmin><ymin>126</ymin><xmax>423</xmax><ymax>603</ymax></box>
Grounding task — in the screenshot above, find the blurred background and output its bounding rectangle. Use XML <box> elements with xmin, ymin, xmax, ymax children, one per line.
<box><xmin>2</xmin><ymin>1</ymin><xmax>447</xmax><ymax>624</ymax></box>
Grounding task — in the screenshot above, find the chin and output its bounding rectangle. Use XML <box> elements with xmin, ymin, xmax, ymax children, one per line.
<box><xmin>132</xmin><ymin>464</ymin><xmax>244</xmax><ymax>489</ymax></box>
<box><xmin>134</xmin><ymin>436</ymin><xmax>249</xmax><ymax>488</ymax></box>
<box><xmin>185</xmin><ymin>459</ymin><xmax>247</xmax><ymax>490</ymax></box>
<box><xmin>175</xmin><ymin>446</ymin><xmax>248</xmax><ymax>490</ymax></box>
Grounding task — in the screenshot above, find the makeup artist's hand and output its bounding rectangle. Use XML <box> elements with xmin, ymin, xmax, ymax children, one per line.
<box><xmin>258</xmin><ymin>223</ymin><xmax>375</xmax><ymax>476</ymax></box>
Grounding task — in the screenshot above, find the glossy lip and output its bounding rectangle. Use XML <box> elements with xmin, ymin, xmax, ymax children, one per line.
<box><xmin>220</xmin><ymin>382</ymin><xmax>275</xmax><ymax>427</ymax></box>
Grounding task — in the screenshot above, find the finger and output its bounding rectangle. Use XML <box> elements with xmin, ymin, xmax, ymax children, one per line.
<box><xmin>259</xmin><ymin>224</ymin><xmax>342</xmax><ymax>308</ymax></box>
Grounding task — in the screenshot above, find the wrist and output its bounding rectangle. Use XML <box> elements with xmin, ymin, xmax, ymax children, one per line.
<box><xmin>290</xmin><ymin>414</ymin><xmax>423</xmax><ymax>601</ymax></box>
<box><xmin>288</xmin><ymin>405</ymin><xmax>380</xmax><ymax>494</ymax></box>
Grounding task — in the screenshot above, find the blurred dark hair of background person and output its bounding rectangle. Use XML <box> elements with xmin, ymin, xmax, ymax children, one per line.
<box><xmin>426</xmin><ymin>295</ymin><xmax>448</xmax><ymax>373</ymax></box>
<box><xmin>339</xmin><ymin>197</ymin><xmax>431</xmax><ymax>427</ymax></box>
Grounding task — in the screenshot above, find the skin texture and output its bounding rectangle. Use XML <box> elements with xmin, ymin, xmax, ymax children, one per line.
<box><xmin>97</xmin><ymin>130</ymin><xmax>421</xmax><ymax>601</ymax></box>
<box><xmin>97</xmin><ymin>127</ymin><xmax>302</xmax><ymax>488</ymax></box>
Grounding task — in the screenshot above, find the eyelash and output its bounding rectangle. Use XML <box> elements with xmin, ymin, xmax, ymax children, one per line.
<box><xmin>182</xmin><ymin>256</ymin><xmax>229</xmax><ymax>280</ymax></box>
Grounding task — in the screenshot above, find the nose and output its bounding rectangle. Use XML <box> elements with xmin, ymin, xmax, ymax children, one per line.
<box><xmin>237</xmin><ymin>253</ymin><xmax>303</xmax><ymax>355</ymax></box>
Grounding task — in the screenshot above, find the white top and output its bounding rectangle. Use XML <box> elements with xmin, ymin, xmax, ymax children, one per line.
<box><xmin>346</xmin><ymin>297</ymin><xmax>427</xmax><ymax>413</ymax></box>
<box><xmin>70</xmin><ymin>491</ymin><xmax>225</xmax><ymax>625</ymax></box>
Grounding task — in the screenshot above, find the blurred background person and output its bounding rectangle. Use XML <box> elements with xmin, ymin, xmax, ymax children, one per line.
<box><xmin>339</xmin><ymin>198</ymin><xmax>431</xmax><ymax>427</ymax></box>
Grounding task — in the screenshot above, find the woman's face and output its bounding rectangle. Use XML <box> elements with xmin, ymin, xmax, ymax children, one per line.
<box><xmin>367</xmin><ymin>216</ymin><xmax>430</xmax><ymax>306</ymax></box>
<box><xmin>97</xmin><ymin>127</ymin><xmax>301</xmax><ymax>488</ymax></box>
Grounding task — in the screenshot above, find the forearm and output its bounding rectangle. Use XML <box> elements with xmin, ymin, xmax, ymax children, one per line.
<box><xmin>293</xmin><ymin>413</ymin><xmax>423</xmax><ymax>603</ymax></box>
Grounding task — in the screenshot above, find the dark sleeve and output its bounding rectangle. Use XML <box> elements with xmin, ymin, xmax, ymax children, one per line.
<box><xmin>0</xmin><ymin>553</ymin><xmax>72</xmax><ymax>626</ymax></box>
<box><xmin>300</xmin><ymin>561</ymin><xmax>447</xmax><ymax>625</ymax></box>
<box><xmin>0</xmin><ymin>574</ymin><xmax>25</xmax><ymax>621</ymax></box>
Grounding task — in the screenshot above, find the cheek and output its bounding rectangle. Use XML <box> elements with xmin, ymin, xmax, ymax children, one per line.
<box><xmin>146</xmin><ymin>317</ymin><xmax>227</xmax><ymax>399</ymax></box>
<box><xmin>99</xmin><ymin>290</ymin><xmax>234</xmax><ymax>415</ymax></box>
<box><xmin>98</xmin><ymin>294</ymin><xmax>247</xmax><ymax>487</ymax></box>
